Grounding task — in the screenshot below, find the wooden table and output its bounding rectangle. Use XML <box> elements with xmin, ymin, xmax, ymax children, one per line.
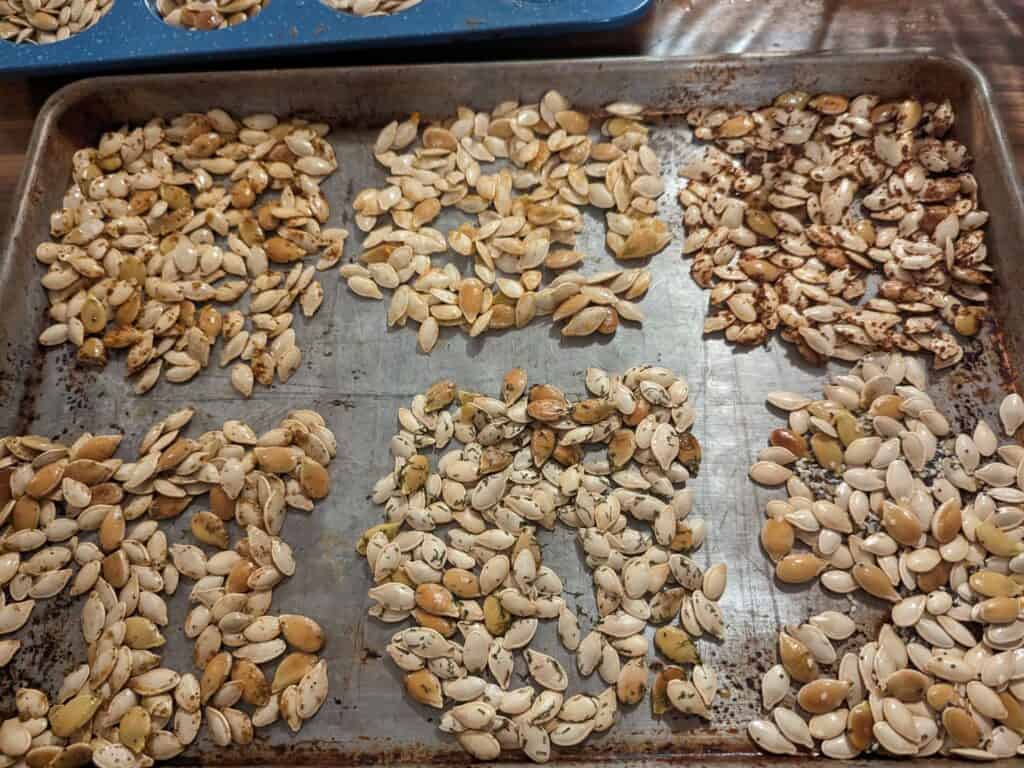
<box><xmin>2</xmin><ymin>0</ymin><xmax>1022</xmax><ymax>224</ymax></box>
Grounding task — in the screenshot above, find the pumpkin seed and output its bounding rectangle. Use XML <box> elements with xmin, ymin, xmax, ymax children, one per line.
<box><xmin>280</xmin><ymin>614</ymin><xmax>325</xmax><ymax>653</ymax></box>
<box><xmin>748</xmin><ymin>719</ymin><xmax>798</xmax><ymax>755</ymax></box>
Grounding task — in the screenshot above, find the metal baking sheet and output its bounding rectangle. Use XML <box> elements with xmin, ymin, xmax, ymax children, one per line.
<box><xmin>0</xmin><ymin>0</ymin><xmax>652</xmax><ymax>77</ymax></box>
<box><xmin>2</xmin><ymin>51</ymin><xmax>1023</xmax><ymax>766</ymax></box>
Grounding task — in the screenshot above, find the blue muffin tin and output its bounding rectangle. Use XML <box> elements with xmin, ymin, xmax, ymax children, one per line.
<box><xmin>0</xmin><ymin>0</ymin><xmax>652</xmax><ymax>76</ymax></box>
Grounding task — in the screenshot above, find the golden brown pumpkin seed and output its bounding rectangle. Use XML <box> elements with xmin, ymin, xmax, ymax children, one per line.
<box><xmin>272</xmin><ymin>652</ymin><xmax>319</xmax><ymax>694</ymax></box>
<box><xmin>119</xmin><ymin>706</ymin><xmax>151</xmax><ymax>754</ymax></box>
<box><xmin>851</xmin><ymin>562</ymin><xmax>900</xmax><ymax>602</ymax></box>
<box><xmin>280</xmin><ymin>614</ymin><xmax>325</xmax><ymax>653</ymax></box>
<box><xmin>654</xmin><ymin>626</ymin><xmax>700</xmax><ymax>664</ymax></box>
<box><xmin>775</xmin><ymin>553</ymin><xmax>825</xmax><ymax>584</ymax></box>
<box><xmin>191</xmin><ymin>511</ymin><xmax>230</xmax><ymax>549</ymax></box>
<box><xmin>796</xmin><ymin>679</ymin><xmax>851</xmax><ymax>714</ymax></box>
<box><xmin>943</xmin><ymin>706</ymin><xmax>981</xmax><ymax>747</ymax></box>
<box><xmin>651</xmin><ymin>665</ymin><xmax>687</xmax><ymax>716</ymax></box>
<box><xmin>298</xmin><ymin>457</ymin><xmax>330</xmax><ymax>499</ymax></box>
<box><xmin>404</xmin><ymin>669</ymin><xmax>443</xmax><ymax>709</ymax></box>
<box><xmin>761</xmin><ymin>518</ymin><xmax>795</xmax><ymax>561</ymax></box>
<box><xmin>49</xmin><ymin>692</ymin><xmax>103</xmax><ymax>738</ymax></box>
<box><xmin>232</xmin><ymin>660</ymin><xmax>272</xmax><ymax>707</ymax></box>
<box><xmin>779</xmin><ymin>632</ymin><xmax>819</xmax><ymax>684</ymax></box>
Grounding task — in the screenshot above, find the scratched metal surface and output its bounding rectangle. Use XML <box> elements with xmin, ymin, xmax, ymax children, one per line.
<box><xmin>1</xmin><ymin>52</ymin><xmax>1023</xmax><ymax>765</ymax></box>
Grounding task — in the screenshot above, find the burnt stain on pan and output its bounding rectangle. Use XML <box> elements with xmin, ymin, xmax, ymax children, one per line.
<box><xmin>190</xmin><ymin>740</ymin><xmax>466</xmax><ymax>766</ymax></box>
<box><xmin>7</xmin><ymin>327</ymin><xmax>50</xmax><ymax>437</ymax></box>
<box><xmin>0</xmin><ymin>591</ymin><xmax>80</xmax><ymax>712</ymax></box>
<box><xmin>940</xmin><ymin>311</ymin><xmax>1019</xmax><ymax>433</ymax></box>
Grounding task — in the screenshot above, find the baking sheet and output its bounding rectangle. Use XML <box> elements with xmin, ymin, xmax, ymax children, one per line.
<box><xmin>0</xmin><ymin>0</ymin><xmax>652</xmax><ymax>77</ymax></box>
<box><xmin>1</xmin><ymin>52</ymin><xmax>1023</xmax><ymax>765</ymax></box>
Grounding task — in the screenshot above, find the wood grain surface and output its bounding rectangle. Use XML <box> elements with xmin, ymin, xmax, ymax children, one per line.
<box><xmin>1</xmin><ymin>0</ymin><xmax>1022</xmax><ymax>225</ymax></box>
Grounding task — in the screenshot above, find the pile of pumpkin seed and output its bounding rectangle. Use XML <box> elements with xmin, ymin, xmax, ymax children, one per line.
<box><xmin>0</xmin><ymin>0</ymin><xmax>114</xmax><ymax>44</ymax></box>
<box><xmin>154</xmin><ymin>0</ymin><xmax>269</xmax><ymax>30</ymax></box>
<box><xmin>322</xmin><ymin>0</ymin><xmax>420</xmax><ymax>15</ymax></box>
<box><xmin>680</xmin><ymin>92</ymin><xmax>991</xmax><ymax>369</ymax></box>
<box><xmin>747</xmin><ymin>351</ymin><xmax>1024</xmax><ymax>759</ymax></box>
<box><xmin>0</xmin><ymin>407</ymin><xmax>335</xmax><ymax>765</ymax></box>
<box><xmin>342</xmin><ymin>93</ymin><xmax>668</xmax><ymax>352</ymax></box>
<box><xmin>35</xmin><ymin>109</ymin><xmax>344</xmax><ymax>398</ymax></box>
<box><xmin>359</xmin><ymin>367</ymin><xmax>728</xmax><ymax>762</ymax></box>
